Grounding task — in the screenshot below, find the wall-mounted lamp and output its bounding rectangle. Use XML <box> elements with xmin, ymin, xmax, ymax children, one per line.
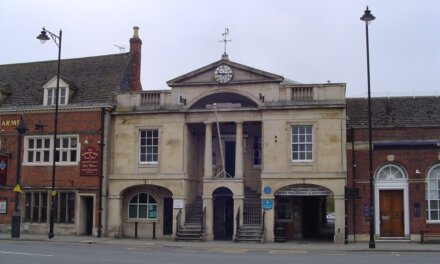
<box><xmin>34</xmin><ymin>122</ymin><xmax>47</xmax><ymax>132</ymax></box>
<box><xmin>84</xmin><ymin>137</ymin><xmax>89</xmax><ymax>144</ymax></box>
<box><xmin>415</xmin><ymin>169</ymin><xmax>421</xmax><ymax>177</ymax></box>
<box><xmin>259</xmin><ymin>93</ymin><xmax>265</xmax><ymax>102</ymax></box>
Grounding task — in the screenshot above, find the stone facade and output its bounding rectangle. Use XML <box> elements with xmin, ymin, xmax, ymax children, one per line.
<box><xmin>110</xmin><ymin>51</ymin><xmax>347</xmax><ymax>242</ymax></box>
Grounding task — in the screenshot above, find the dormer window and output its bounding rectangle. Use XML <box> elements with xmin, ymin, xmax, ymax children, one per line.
<box><xmin>46</xmin><ymin>87</ymin><xmax>67</xmax><ymax>106</ymax></box>
<box><xmin>43</xmin><ymin>76</ymin><xmax>72</xmax><ymax>106</ymax></box>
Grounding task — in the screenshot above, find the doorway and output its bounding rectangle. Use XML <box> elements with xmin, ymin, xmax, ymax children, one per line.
<box><xmin>213</xmin><ymin>187</ymin><xmax>234</xmax><ymax>240</ymax></box>
<box><xmin>379</xmin><ymin>190</ymin><xmax>404</xmax><ymax>237</ymax></box>
<box><xmin>163</xmin><ymin>197</ymin><xmax>173</xmax><ymax>235</ymax></box>
<box><xmin>80</xmin><ymin>196</ymin><xmax>94</xmax><ymax>235</ymax></box>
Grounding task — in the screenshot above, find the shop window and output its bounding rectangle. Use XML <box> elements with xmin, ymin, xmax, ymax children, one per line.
<box><xmin>128</xmin><ymin>193</ymin><xmax>157</xmax><ymax>220</ymax></box>
<box><xmin>24</xmin><ymin>192</ymin><xmax>48</xmax><ymax>223</ymax></box>
<box><xmin>55</xmin><ymin>192</ymin><xmax>75</xmax><ymax>224</ymax></box>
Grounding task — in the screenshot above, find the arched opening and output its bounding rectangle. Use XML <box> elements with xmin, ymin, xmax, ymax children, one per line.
<box><xmin>121</xmin><ymin>185</ymin><xmax>173</xmax><ymax>238</ymax></box>
<box><xmin>426</xmin><ymin>163</ymin><xmax>440</xmax><ymax>223</ymax></box>
<box><xmin>190</xmin><ymin>92</ymin><xmax>258</xmax><ymax>109</ymax></box>
<box><xmin>274</xmin><ymin>184</ymin><xmax>334</xmax><ymax>241</ymax></box>
<box><xmin>374</xmin><ymin>163</ymin><xmax>408</xmax><ymax>237</ymax></box>
<box><xmin>212</xmin><ymin>187</ymin><xmax>234</xmax><ymax>240</ymax></box>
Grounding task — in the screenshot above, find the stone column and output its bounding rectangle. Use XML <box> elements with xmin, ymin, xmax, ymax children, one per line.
<box><xmin>107</xmin><ymin>195</ymin><xmax>122</xmax><ymax>238</ymax></box>
<box><xmin>204</xmin><ymin>122</ymin><xmax>212</xmax><ymax>178</ymax></box>
<box><xmin>264</xmin><ymin>197</ymin><xmax>275</xmax><ymax>242</ymax></box>
<box><xmin>235</xmin><ymin>122</ymin><xmax>243</xmax><ymax>178</ymax></box>
<box><xmin>202</xmin><ymin>196</ymin><xmax>213</xmax><ymax>240</ymax></box>
<box><xmin>233</xmin><ymin>196</ymin><xmax>244</xmax><ymax>239</ymax></box>
<box><xmin>334</xmin><ymin>195</ymin><xmax>345</xmax><ymax>244</ymax></box>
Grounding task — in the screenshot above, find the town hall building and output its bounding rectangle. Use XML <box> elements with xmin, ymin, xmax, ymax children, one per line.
<box><xmin>108</xmin><ymin>28</ymin><xmax>347</xmax><ymax>243</ymax></box>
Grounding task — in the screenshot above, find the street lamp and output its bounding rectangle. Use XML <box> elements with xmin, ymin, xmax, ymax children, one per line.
<box><xmin>360</xmin><ymin>6</ymin><xmax>376</xmax><ymax>249</ymax></box>
<box><xmin>10</xmin><ymin>115</ymin><xmax>28</xmax><ymax>238</ymax></box>
<box><xmin>37</xmin><ymin>27</ymin><xmax>62</xmax><ymax>239</ymax></box>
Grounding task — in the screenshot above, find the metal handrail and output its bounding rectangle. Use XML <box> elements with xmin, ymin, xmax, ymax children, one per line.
<box><xmin>201</xmin><ymin>207</ymin><xmax>206</xmax><ymax>240</ymax></box>
<box><xmin>235</xmin><ymin>207</ymin><xmax>240</xmax><ymax>236</ymax></box>
<box><xmin>262</xmin><ymin>210</ymin><xmax>266</xmax><ymax>242</ymax></box>
<box><xmin>176</xmin><ymin>209</ymin><xmax>182</xmax><ymax>233</ymax></box>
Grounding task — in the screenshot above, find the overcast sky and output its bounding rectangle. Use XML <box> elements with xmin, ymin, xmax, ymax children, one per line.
<box><xmin>1</xmin><ymin>0</ymin><xmax>439</xmax><ymax>97</ymax></box>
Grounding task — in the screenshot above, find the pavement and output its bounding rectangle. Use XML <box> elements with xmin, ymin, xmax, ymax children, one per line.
<box><xmin>1</xmin><ymin>232</ymin><xmax>440</xmax><ymax>252</ymax></box>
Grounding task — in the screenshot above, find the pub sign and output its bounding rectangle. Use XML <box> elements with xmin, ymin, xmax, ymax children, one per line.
<box><xmin>80</xmin><ymin>146</ymin><xmax>99</xmax><ymax>176</ymax></box>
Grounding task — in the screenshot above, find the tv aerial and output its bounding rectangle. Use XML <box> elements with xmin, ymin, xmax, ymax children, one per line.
<box><xmin>113</xmin><ymin>44</ymin><xmax>126</xmax><ymax>53</ymax></box>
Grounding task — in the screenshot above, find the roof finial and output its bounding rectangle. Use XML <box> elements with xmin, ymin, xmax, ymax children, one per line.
<box><xmin>219</xmin><ymin>27</ymin><xmax>231</xmax><ymax>59</ymax></box>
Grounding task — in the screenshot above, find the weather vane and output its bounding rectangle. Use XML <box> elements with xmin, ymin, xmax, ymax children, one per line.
<box><xmin>219</xmin><ymin>28</ymin><xmax>231</xmax><ymax>55</ymax></box>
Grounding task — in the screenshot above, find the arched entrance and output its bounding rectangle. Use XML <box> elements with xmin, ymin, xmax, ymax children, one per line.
<box><xmin>212</xmin><ymin>187</ymin><xmax>234</xmax><ymax>240</ymax></box>
<box><xmin>120</xmin><ymin>185</ymin><xmax>173</xmax><ymax>238</ymax></box>
<box><xmin>374</xmin><ymin>163</ymin><xmax>408</xmax><ymax>238</ymax></box>
<box><xmin>274</xmin><ymin>184</ymin><xmax>334</xmax><ymax>241</ymax></box>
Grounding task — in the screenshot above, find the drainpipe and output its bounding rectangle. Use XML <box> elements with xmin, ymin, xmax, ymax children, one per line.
<box><xmin>351</xmin><ymin>127</ymin><xmax>357</xmax><ymax>242</ymax></box>
<box><xmin>97</xmin><ymin>107</ymin><xmax>106</xmax><ymax>237</ymax></box>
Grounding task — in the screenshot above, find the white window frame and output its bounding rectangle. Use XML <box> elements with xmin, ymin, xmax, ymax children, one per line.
<box><xmin>426</xmin><ymin>164</ymin><xmax>440</xmax><ymax>223</ymax></box>
<box><xmin>128</xmin><ymin>192</ymin><xmax>158</xmax><ymax>220</ymax></box>
<box><xmin>139</xmin><ymin>129</ymin><xmax>159</xmax><ymax>165</ymax></box>
<box><xmin>43</xmin><ymin>77</ymin><xmax>70</xmax><ymax>106</ymax></box>
<box><xmin>44</xmin><ymin>87</ymin><xmax>68</xmax><ymax>106</ymax></box>
<box><xmin>24</xmin><ymin>135</ymin><xmax>79</xmax><ymax>166</ymax></box>
<box><xmin>291</xmin><ymin>125</ymin><xmax>313</xmax><ymax>162</ymax></box>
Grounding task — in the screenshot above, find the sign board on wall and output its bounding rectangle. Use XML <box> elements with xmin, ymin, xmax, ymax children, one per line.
<box><xmin>0</xmin><ymin>155</ymin><xmax>8</xmax><ymax>186</ymax></box>
<box><xmin>173</xmin><ymin>199</ymin><xmax>184</xmax><ymax>209</ymax></box>
<box><xmin>0</xmin><ymin>198</ymin><xmax>7</xmax><ymax>214</ymax></box>
<box><xmin>80</xmin><ymin>146</ymin><xmax>99</xmax><ymax>176</ymax></box>
<box><xmin>262</xmin><ymin>199</ymin><xmax>273</xmax><ymax>210</ymax></box>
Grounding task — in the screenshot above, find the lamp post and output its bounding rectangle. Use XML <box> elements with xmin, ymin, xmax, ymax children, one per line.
<box><xmin>10</xmin><ymin>115</ymin><xmax>28</xmax><ymax>238</ymax></box>
<box><xmin>360</xmin><ymin>6</ymin><xmax>376</xmax><ymax>249</ymax></box>
<box><xmin>37</xmin><ymin>27</ymin><xmax>62</xmax><ymax>239</ymax></box>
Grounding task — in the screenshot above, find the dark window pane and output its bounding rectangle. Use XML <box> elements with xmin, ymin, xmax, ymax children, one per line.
<box><xmin>139</xmin><ymin>193</ymin><xmax>148</xmax><ymax>203</ymax></box>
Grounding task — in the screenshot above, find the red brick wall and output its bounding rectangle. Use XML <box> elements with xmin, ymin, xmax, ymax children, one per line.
<box><xmin>347</xmin><ymin>126</ymin><xmax>440</xmax><ymax>236</ymax></box>
<box><xmin>0</xmin><ymin>109</ymin><xmax>103</xmax><ymax>226</ymax></box>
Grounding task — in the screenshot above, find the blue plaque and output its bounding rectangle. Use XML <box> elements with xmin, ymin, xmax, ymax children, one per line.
<box><xmin>263</xmin><ymin>186</ymin><xmax>272</xmax><ymax>194</ymax></box>
<box><xmin>262</xmin><ymin>199</ymin><xmax>273</xmax><ymax>210</ymax></box>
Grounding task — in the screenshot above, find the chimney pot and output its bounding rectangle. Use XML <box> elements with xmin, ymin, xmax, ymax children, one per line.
<box><xmin>133</xmin><ymin>26</ymin><xmax>139</xmax><ymax>38</ymax></box>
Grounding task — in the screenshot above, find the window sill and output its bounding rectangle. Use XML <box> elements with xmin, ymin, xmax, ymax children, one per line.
<box><xmin>23</xmin><ymin>162</ymin><xmax>79</xmax><ymax>166</ymax></box>
<box><xmin>426</xmin><ymin>221</ymin><xmax>440</xmax><ymax>225</ymax></box>
<box><xmin>126</xmin><ymin>219</ymin><xmax>158</xmax><ymax>222</ymax></box>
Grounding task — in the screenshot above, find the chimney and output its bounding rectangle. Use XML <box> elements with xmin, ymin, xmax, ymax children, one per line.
<box><xmin>129</xmin><ymin>26</ymin><xmax>142</xmax><ymax>92</ymax></box>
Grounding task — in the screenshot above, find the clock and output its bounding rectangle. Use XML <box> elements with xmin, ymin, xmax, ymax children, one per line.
<box><xmin>214</xmin><ymin>65</ymin><xmax>233</xmax><ymax>84</ymax></box>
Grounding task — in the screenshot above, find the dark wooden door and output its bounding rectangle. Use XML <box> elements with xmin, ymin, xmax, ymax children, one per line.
<box><xmin>163</xmin><ymin>198</ymin><xmax>173</xmax><ymax>235</ymax></box>
<box><xmin>379</xmin><ymin>190</ymin><xmax>404</xmax><ymax>237</ymax></box>
<box><xmin>213</xmin><ymin>195</ymin><xmax>233</xmax><ymax>240</ymax></box>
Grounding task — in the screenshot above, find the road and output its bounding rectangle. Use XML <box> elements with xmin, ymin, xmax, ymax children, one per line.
<box><xmin>1</xmin><ymin>240</ymin><xmax>440</xmax><ymax>264</ymax></box>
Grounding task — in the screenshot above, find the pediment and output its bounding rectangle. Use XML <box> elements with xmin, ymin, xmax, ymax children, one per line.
<box><xmin>167</xmin><ymin>58</ymin><xmax>284</xmax><ymax>87</ymax></box>
<box><xmin>42</xmin><ymin>76</ymin><xmax>70</xmax><ymax>89</ymax></box>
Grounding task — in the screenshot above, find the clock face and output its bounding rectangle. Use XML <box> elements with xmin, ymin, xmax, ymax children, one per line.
<box><xmin>214</xmin><ymin>65</ymin><xmax>233</xmax><ymax>84</ymax></box>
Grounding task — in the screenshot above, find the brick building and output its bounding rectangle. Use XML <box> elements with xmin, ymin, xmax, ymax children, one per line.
<box><xmin>346</xmin><ymin>97</ymin><xmax>440</xmax><ymax>242</ymax></box>
<box><xmin>0</xmin><ymin>27</ymin><xmax>141</xmax><ymax>236</ymax></box>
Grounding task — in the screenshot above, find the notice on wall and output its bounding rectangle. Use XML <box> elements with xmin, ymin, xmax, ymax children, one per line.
<box><xmin>0</xmin><ymin>198</ymin><xmax>7</xmax><ymax>214</ymax></box>
<box><xmin>80</xmin><ymin>146</ymin><xmax>99</xmax><ymax>176</ymax></box>
<box><xmin>0</xmin><ymin>155</ymin><xmax>8</xmax><ymax>186</ymax></box>
<box><xmin>173</xmin><ymin>199</ymin><xmax>184</xmax><ymax>209</ymax></box>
